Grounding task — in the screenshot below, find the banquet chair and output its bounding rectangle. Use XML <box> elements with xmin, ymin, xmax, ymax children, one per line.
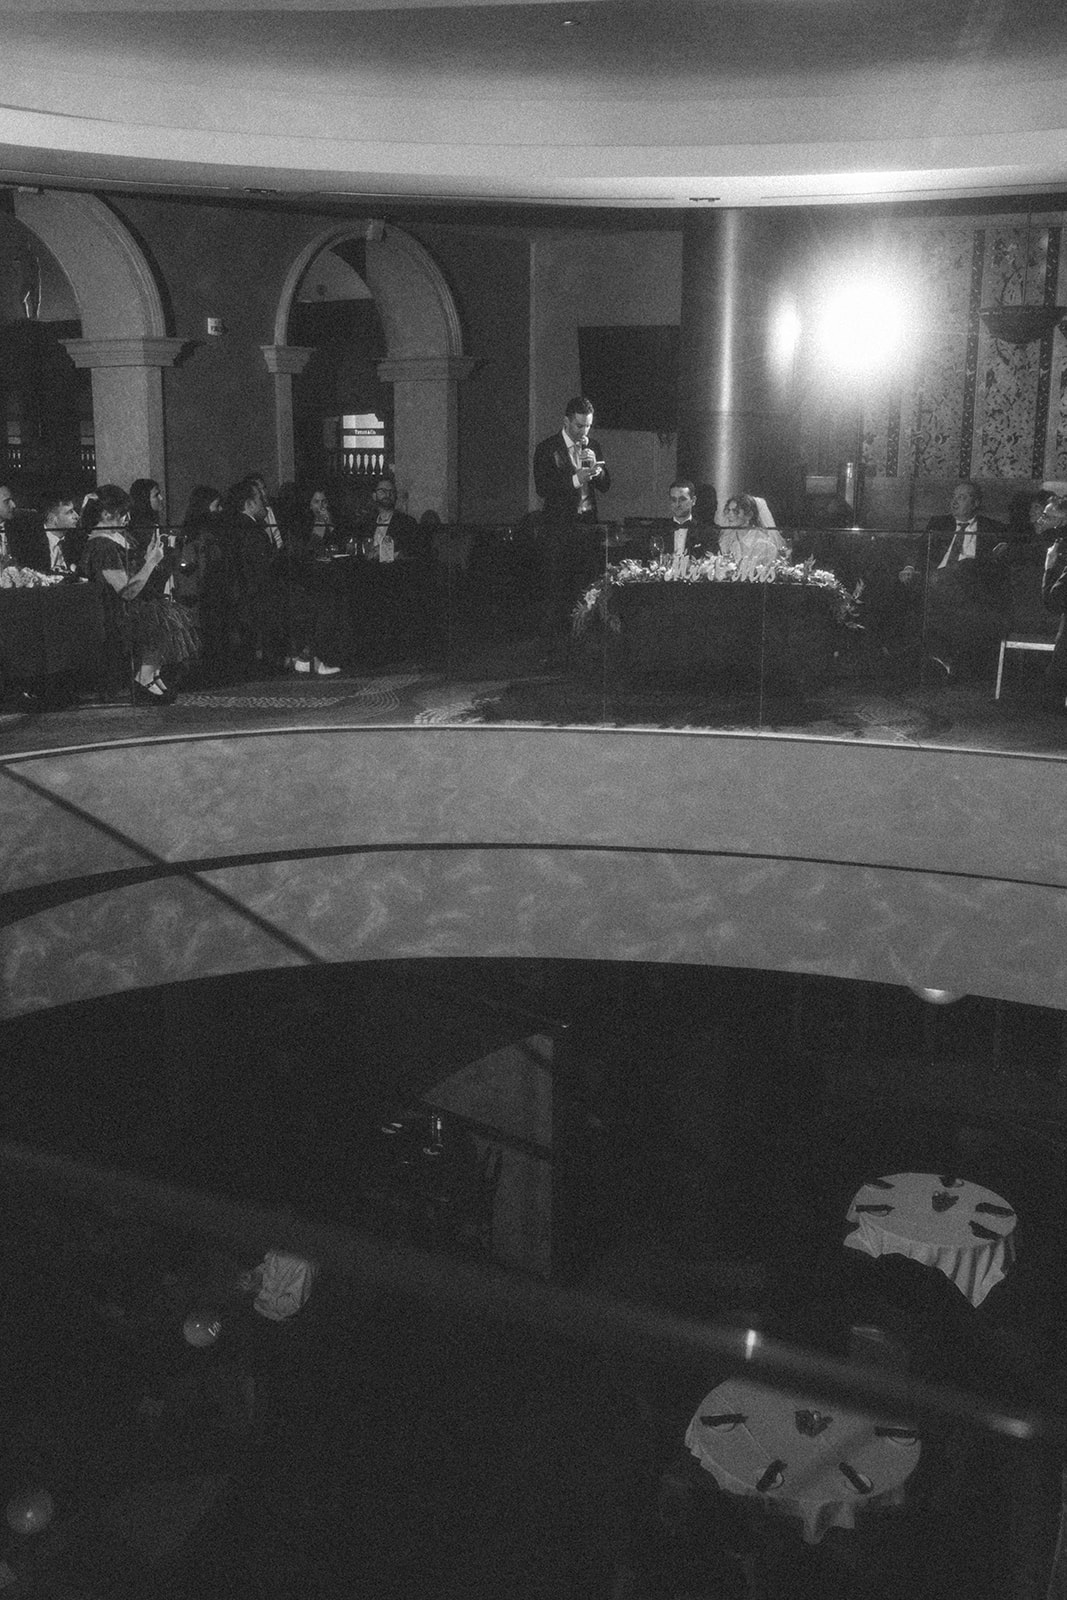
<box><xmin>994</xmin><ymin>634</ymin><xmax>1056</xmax><ymax>699</ymax></box>
<box><xmin>994</xmin><ymin>561</ymin><xmax>1058</xmax><ymax>699</ymax></box>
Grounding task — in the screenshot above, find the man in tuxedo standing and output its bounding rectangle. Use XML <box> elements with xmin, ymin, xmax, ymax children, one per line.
<box><xmin>900</xmin><ymin>480</ymin><xmax>1010</xmax><ymax>681</ymax></box>
<box><xmin>532</xmin><ymin>396</ymin><xmax>611</xmax><ymax>640</ymax></box>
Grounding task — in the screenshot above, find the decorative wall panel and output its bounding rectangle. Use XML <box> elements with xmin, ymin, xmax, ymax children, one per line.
<box><xmin>800</xmin><ymin>212</ymin><xmax>1067</xmax><ymax>492</ymax></box>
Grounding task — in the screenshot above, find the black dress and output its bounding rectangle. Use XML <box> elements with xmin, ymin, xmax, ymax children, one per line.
<box><xmin>81</xmin><ymin>532</ymin><xmax>199</xmax><ymax>669</ymax></box>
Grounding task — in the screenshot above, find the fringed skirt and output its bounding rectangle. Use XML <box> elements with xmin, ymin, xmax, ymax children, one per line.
<box><xmin>125</xmin><ymin>596</ymin><xmax>200</xmax><ymax>665</ymax></box>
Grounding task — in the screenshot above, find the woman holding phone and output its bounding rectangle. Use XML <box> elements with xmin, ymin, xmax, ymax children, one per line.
<box><xmin>79</xmin><ymin>484</ymin><xmax>198</xmax><ymax>704</ymax></box>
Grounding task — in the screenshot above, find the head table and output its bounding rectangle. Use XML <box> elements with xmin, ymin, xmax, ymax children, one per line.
<box><xmin>686</xmin><ymin>1378</ymin><xmax>920</xmax><ymax>1544</ymax></box>
<box><xmin>844</xmin><ymin>1172</ymin><xmax>1016</xmax><ymax>1308</ymax></box>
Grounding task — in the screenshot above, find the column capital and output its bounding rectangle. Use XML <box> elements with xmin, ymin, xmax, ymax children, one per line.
<box><xmin>62</xmin><ymin>336</ymin><xmax>188</xmax><ymax>369</ymax></box>
<box><xmin>377</xmin><ymin>356</ymin><xmax>478</xmax><ymax>384</ymax></box>
<box><xmin>261</xmin><ymin>344</ymin><xmax>314</xmax><ymax>376</ymax></box>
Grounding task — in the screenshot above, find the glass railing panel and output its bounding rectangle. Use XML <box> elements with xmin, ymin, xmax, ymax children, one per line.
<box><xmin>777</xmin><ymin>526</ymin><xmax>930</xmax><ymax>706</ymax></box>
<box><xmin>414</xmin><ymin>518</ymin><xmax>1064</xmax><ymax>754</ymax></box>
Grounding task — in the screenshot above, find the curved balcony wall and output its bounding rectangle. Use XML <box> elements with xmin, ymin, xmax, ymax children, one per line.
<box><xmin>2</xmin><ymin>720</ymin><xmax>1065</xmax><ymax>1019</ymax></box>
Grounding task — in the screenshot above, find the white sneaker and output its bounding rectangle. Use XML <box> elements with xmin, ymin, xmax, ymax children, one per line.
<box><xmin>293</xmin><ymin>656</ymin><xmax>312</xmax><ymax>673</ymax></box>
<box><xmin>314</xmin><ymin>659</ymin><xmax>341</xmax><ymax>676</ymax></box>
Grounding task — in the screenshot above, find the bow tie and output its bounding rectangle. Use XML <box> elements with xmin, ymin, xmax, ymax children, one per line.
<box><xmin>672</xmin><ymin>520</ymin><xmax>691</xmax><ymax>528</ymax></box>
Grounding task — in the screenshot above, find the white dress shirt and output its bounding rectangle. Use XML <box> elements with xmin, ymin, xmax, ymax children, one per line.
<box><xmin>939</xmin><ymin>519</ymin><xmax>978</xmax><ymax>567</ymax></box>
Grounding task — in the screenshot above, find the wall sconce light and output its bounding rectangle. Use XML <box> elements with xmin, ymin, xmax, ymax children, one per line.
<box><xmin>979</xmin><ymin>304</ymin><xmax>1067</xmax><ymax>345</ymax></box>
<box><xmin>979</xmin><ymin>211</ymin><xmax>1067</xmax><ymax>345</ymax></box>
<box><xmin>205</xmin><ymin>317</ymin><xmax>226</xmax><ymax>338</ymax></box>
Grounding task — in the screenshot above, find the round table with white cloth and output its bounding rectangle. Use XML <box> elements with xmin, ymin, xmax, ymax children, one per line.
<box><xmin>685</xmin><ymin>1378</ymin><xmax>920</xmax><ymax>1545</ymax></box>
<box><xmin>844</xmin><ymin>1172</ymin><xmax>1016</xmax><ymax>1308</ymax></box>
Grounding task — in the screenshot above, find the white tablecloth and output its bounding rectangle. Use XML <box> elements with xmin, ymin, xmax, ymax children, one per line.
<box><xmin>685</xmin><ymin>1379</ymin><xmax>920</xmax><ymax>1545</ymax></box>
<box><xmin>844</xmin><ymin>1172</ymin><xmax>1016</xmax><ymax>1308</ymax></box>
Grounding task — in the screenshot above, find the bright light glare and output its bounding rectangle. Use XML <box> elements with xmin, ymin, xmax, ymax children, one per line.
<box><xmin>814</xmin><ymin>281</ymin><xmax>909</xmax><ymax>374</ymax></box>
<box><xmin>772</xmin><ymin>303</ymin><xmax>802</xmax><ymax>365</ymax></box>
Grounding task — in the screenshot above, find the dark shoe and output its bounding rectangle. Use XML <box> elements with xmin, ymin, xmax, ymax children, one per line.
<box><xmin>133</xmin><ymin>677</ymin><xmax>176</xmax><ymax>706</ymax></box>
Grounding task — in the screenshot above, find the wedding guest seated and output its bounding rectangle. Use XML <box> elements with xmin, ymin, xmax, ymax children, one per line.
<box><xmin>350</xmin><ymin>477</ymin><xmax>435</xmax><ymax>664</ymax></box>
<box><xmin>277</xmin><ymin>482</ymin><xmax>345</xmax><ymax>675</ymax></box>
<box><xmin>78</xmin><ymin>483</ymin><xmax>198</xmax><ymax>704</ymax></box>
<box><xmin>7</xmin><ymin>487</ymin><xmax>82</xmax><ymax>575</ymax></box>
<box><xmin>223</xmin><ymin>473</ymin><xmax>287</xmax><ymax>674</ymax></box>
<box><xmin>716</xmin><ymin>492</ymin><xmax>788</xmax><ymax>568</ymax></box>
<box><xmin>1006</xmin><ymin>488</ymin><xmax>1049</xmax><ymax>557</ymax></box>
<box><xmin>1040</xmin><ymin>493</ymin><xmax>1067</xmax><ymax>706</ymax></box>
<box><xmin>352</xmin><ymin>475</ymin><xmax>428</xmax><ymax>564</ymax></box>
<box><xmin>175</xmin><ymin>485</ymin><xmax>226</xmax><ymax>667</ymax></box>
<box><xmin>129</xmin><ymin>476</ymin><xmax>169</xmax><ymax>546</ymax></box>
<box><xmin>899</xmin><ymin>479</ymin><xmax>1010</xmax><ymax>681</ymax></box>
<box><xmin>0</xmin><ymin>486</ymin><xmax>90</xmax><ymax>709</ymax></box>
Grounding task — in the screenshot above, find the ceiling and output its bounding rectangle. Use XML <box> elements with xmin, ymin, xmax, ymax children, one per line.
<box><xmin>2</xmin><ymin>1</ymin><xmax>1067</xmax><ymax>210</ymax></box>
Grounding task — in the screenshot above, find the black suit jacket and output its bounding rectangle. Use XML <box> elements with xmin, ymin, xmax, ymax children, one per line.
<box><xmin>657</xmin><ymin>520</ymin><xmax>715</xmax><ymax>560</ymax></box>
<box><xmin>7</xmin><ymin>512</ymin><xmax>58</xmax><ymax>574</ymax></box>
<box><xmin>1042</xmin><ymin>539</ymin><xmax>1067</xmax><ymax>684</ymax></box>
<box><xmin>358</xmin><ymin>508</ymin><xmax>431</xmax><ymax>565</ymax></box>
<box><xmin>533</xmin><ymin>430</ymin><xmax>611</xmax><ymax>524</ymax></box>
<box><xmin>925</xmin><ymin>513</ymin><xmax>1010</xmax><ymax>608</ymax></box>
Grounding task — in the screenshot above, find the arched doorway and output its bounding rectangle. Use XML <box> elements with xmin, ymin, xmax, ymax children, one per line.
<box><xmin>272</xmin><ymin>222</ymin><xmax>475</xmax><ymax>520</ymax></box>
<box><xmin>12</xmin><ymin>191</ymin><xmax>181</xmax><ymax>495</ymax></box>
<box><xmin>0</xmin><ymin>211</ymin><xmax>93</xmax><ymax>500</ymax></box>
<box><xmin>287</xmin><ymin>241</ymin><xmax>391</xmax><ymax>492</ymax></box>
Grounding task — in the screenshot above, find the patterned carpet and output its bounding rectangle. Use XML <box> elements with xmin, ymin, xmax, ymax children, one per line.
<box><xmin>2</xmin><ymin>654</ymin><xmax>1066</xmax><ymax>758</ymax></box>
<box><xmin>457</xmin><ymin>677</ymin><xmax>1016</xmax><ymax>744</ymax></box>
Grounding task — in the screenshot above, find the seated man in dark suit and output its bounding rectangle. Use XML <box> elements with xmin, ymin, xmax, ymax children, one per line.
<box><xmin>8</xmin><ymin>488</ymin><xmax>82</xmax><ymax>575</ymax></box>
<box><xmin>532</xmin><ymin>396</ymin><xmax>611</xmax><ymax>638</ymax></box>
<box><xmin>900</xmin><ymin>479</ymin><xmax>1011</xmax><ymax>680</ymax></box>
<box><xmin>1040</xmin><ymin>493</ymin><xmax>1067</xmax><ymax>705</ymax></box>
<box><xmin>351</xmin><ymin>477</ymin><xmax>433</xmax><ymax>663</ymax></box>
<box><xmin>354</xmin><ymin>476</ymin><xmax>428</xmax><ymax>565</ymax></box>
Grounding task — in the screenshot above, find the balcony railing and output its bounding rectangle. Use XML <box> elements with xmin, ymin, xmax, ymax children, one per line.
<box><xmin>325</xmin><ymin>446</ymin><xmax>386</xmax><ymax>480</ymax></box>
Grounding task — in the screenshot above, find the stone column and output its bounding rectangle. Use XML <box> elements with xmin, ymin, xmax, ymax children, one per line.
<box><xmin>62</xmin><ymin>336</ymin><xmax>186</xmax><ymax>492</ymax></box>
<box><xmin>677</xmin><ymin>210</ymin><xmax>802</xmax><ymax>520</ymax></box>
<box><xmin>376</xmin><ymin>355</ymin><xmax>478</xmax><ymax>520</ymax></box>
<box><xmin>260</xmin><ymin>344</ymin><xmax>314</xmax><ymax>486</ymax></box>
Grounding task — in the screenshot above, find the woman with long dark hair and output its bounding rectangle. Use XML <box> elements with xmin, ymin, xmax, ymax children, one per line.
<box><xmin>176</xmin><ymin>485</ymin><xmax>226</xmax><ymax>667</ymax></box>
<box><xmin>79</xmin><ymin>484</ymin><xmax>198</xmax><ymax>704</ymax></box>
<box><xmin>129</xmin><ymin>477</ymin><xmax>167</xmax><ymax>542</ymax></box>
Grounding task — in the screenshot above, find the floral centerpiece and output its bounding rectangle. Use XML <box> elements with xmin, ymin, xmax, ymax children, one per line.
<box><xmin>571</xmin><ymin>552</ymin><xmax>863</xmax><ymax>637</ymax></box>
<box><xmin>0</xmin><ymin>564</ymin><xmax>66</xmax><ymax>590</ymax></box>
